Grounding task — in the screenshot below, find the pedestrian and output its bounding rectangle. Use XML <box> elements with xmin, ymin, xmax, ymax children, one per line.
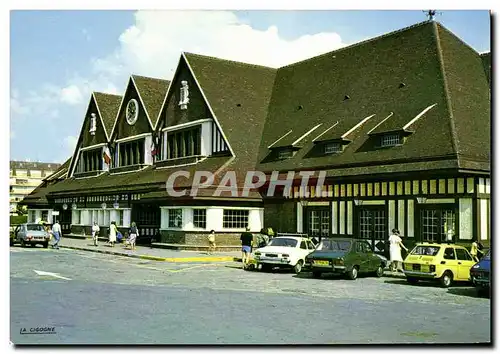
<box><xmin>240</xmin><ymin>226</ymin><xmax>253</xmax><ymax>269</ymax></box>
<box><xmin>388</xmin><ymin>229</ymin><xmax>407</xmax><ymax>272</ymax></box>
<box><xmin>108</xmin><ymin>221</ymin><xmax>117</xmax><ymax>247</ymax></box>
<box><xmin>128</xmin><ymin>222</ymin><xmax>138</xmax><ymax>250</ymax></box>
<box><xmin>470</xmin><ymin>238</ymin><xmax>483</xmax><ymax>262</ymax></box>
<box><xmin>91</xmin><ymin>221</ymin><xmax>100</xmax><ymax>247</ymax></box>
<box><xmin>207</xmin><ymin>230</ymin><xmax>216</xmax><ymax>255</ymax></box>
<box><xmin>51</xmin><ymin>220</ymin><xmax>61</xmax><ymax>249</ymax></box>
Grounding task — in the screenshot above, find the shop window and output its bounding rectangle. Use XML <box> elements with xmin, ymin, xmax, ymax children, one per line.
<box><xmin>420</xmin><ymin>208</ymin><xmax>456</xmax><ymax>243</ymax></box>
<box><xmin>168</xmin><ymin>209</ymin><xmax>183</xmax><ymax>228</ymax></box>
<box><xmin>358</xmin><ymin>207</ymin><xmax>386</xmax><ymax>241</ymax></box>
<box><xmin>223</xmin><ymin>209</ymin><xmax>249</xmax><ymax>229</ymax></box>
<box><xmin>193</xmin><ymin>209</ymin><xmax>206</xmax><ymax>229</ymax></box>
<box><xmin>306</xmin><ymin>208</ymin><xmax>330</xmax><ymax>237</ymax></box>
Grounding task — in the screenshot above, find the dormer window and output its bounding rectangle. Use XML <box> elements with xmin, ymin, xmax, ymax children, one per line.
<box><xmin>179</xmin><ymin>80</ymin><xmax>190</xmax><ymax>110</ymax></box>
<box><xmin>278</xmin><ymin>148</ymin><xmax>294</xmax><ymax>160</ymax></box>
<box><xmin>89</xmin><ymin>113</ymin><xmax>97</xmax><ymax>135</ymax></box>
<box><xmin>380</xmin><ymin>133</ymin><xmax>402</xmax><ymax>147</ymax></box>
<box><xmin>324</xmin><ymin>142</ymin><xmax>342</xmax><ymax>154</ymax></box>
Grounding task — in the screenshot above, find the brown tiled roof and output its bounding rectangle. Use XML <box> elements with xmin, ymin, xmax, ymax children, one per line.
<box><xmin>131</xmin><ymin>75</ymin><xmax>170</xmax><ymax>128</ymax></box>
<box><xmin>93</xmin><ymin>92</ymin><xmax>122</xmax><ymax>138</ymax></box>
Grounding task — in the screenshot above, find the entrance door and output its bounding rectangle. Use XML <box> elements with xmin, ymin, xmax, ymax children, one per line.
<box><xmin>419</xmin><ymin>206</ymin><xmax>456</xmax><ymax>243</ymax></box>
<box><xmin>58</xmin><ymin>209</ymin><xmax>72</xmax><ymax>235</ymax></box>
<box><xmin>305</xmin><ymin>208</ymin><xmax>330</xmax><ymax>239</ymax></box>
<box><xmin>357</xmin><ymin>206</ymin><xmax>387</xmax><ymax>253</ymax></box>
<box><xmin>132</xmin><ymin>204</ymin><xmax>161</xmax><ymax>245</ymax></box>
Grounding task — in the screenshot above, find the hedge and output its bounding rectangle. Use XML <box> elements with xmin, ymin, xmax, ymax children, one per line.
<box><xmin>10</xmin><ymin>215</ymin><xmax>27</xmax><ymax>225</ymax></box>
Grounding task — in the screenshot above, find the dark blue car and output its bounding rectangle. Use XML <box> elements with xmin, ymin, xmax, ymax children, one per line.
<box><xmin>470</xmin><ymin>250</ymin><xmax>490</xmax><ymax>297</ymax></box>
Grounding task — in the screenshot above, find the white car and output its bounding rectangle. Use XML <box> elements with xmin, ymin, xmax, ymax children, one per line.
<box><xmin>253</xmin><ymin>236</ymin><xmax>316</xmax><ymax>274</ymax></box>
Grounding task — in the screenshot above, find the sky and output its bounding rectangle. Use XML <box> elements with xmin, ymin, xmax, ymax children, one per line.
<box><xmin>9</xmin><ymin>9</ymin><xmax>491</xmax><ymax>164</ymax></box>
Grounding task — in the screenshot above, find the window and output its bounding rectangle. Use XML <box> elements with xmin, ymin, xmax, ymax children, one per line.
<box><xmin>411</xmin><ymin>246</ymin><xmax>440</xmax><ymax>256</ymax></box>
<box><xmin>118</xmin><ymin>139</ymin><xmax>145</xmax><ymax>167</ymax></box>
<box><xmin>73</xmin><ymin>210</ymin><xmax>81</xmax><ymax>224</ymax></box>
<box><xmin>16</xmin><ymin>179</ymin><xmax>28</xmax><ymax>184</ymax></box>
<box><xmin>420</xmin><ymin>208</ymin><xmax>456</xmax><ymax>243</ymax></box>
<box><xmin>268</xmin><ymin>238</ymin><xmax>298</xmax><ymax>247</ymax></box>
<box><xmin>76</xmin><ymin>148</ymin><xmax>103</xmax><ymax>173</ymax></box>
<box><xmin>166</xmin><ymin>127</ymin><xmax>201</xmax><ymax>159</ymax></box>
<box><xmin>212</xmin><ymin>122</ymin><xmax>229</xmax><ymax>153</ymax></box>
<box><xmin>443</xmin><ymin>247</ymin><xmax>455</xmax><ymax>260</ymax></box>
<box><xmin>456</xmin><ymin>248</ymin><xmax>473</xmax><ymax>261</ymax></box>
<box><xmin>307</xmin><ymin>209</ymin><xmax>330</xmax><ymax>237</ymax></box>
<box><xmin>28</xmin><ymin>210</ymin><xmax>36</xmax><ymax>223</ymax></box>
<box><xmin>358</xmin><ymin>207</ymin><xmax>386</xmax><ymax>241</ymax></box>
<box><xmin>168</xmin><ymin>209</ymin><xmax>183</xmax><ymax>228</ymax></box>
<box><xmin>278</xmin><ymin>149</ymin><xmax>293</xmax><ymax>159</ymax></box>
<box><xmin>380</xmin><ymin>133</ymin><xmax>401</xmax><ymax>147</ymax></box>
<box><xmin>316</xmin><ymin>239</ymin><xmax>352</xmax><ymax>252</ymax></box>
<box><xmin>324</xmin><ymin>142</ymin><xmax>342</xmax><ymax>154</ymax></box>
<box><xmin>193</xmin><ymin>209</ymin><xmax>206</xmax><ymax>229</ymax></box>
<box><xmin>119</xmin><ymin>210</ymin><xmax>124</xmax><ymax>226</ymax></box>
<box><xmin>307</xmin><ymin>241</ymin><xmax>316</xmax><ymax>250</ymax></box>
<box><xmin>41</xmin><ymin>210</ymin><xmax>49</xmax><ymax>222</ymax></box>
<box><xmin>223</xmin><ymin>209</ymin><xmax>249</xmax><ymax>229</ymax></box>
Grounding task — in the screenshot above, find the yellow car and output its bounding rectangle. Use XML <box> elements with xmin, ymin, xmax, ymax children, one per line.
<box><xmin>403</xmin><ymin>243</ymin><xmax>476</xmax><ymax>288</ymax></box>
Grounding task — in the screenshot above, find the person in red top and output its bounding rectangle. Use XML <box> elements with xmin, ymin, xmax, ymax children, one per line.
<box><xmin>240</xmin><ymin>227</ymin><xmax>253</xmax><ymax>270</ymax></box>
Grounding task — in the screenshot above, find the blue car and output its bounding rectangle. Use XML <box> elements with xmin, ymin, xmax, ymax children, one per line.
<box><xmin>470</xmin><ymin>250</ymin><xmax>490</xmax><ymax>297</ymax></box>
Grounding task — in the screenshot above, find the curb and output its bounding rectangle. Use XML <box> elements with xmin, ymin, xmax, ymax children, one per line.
<box><xmin>60</xmin><ymin>245</ymin><xmax>238</xmax><ymax>263</ymax></box>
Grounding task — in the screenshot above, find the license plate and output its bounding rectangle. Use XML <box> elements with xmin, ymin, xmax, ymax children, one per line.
<box><xmin>313</xmin><ymin>260</ymin><xmax>330</xmax><ymax>267</ymax></box>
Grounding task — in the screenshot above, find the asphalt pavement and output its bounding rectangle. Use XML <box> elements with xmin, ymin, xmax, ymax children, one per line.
<box><xmin>10</xmin><ymin>245</ymin><xmax>491</xmax><ymax>345</ymax></box>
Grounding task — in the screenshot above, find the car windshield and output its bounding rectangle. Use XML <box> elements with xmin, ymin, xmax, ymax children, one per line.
<box><xmin>268</xmin><ymin>238</ymin><xmax>298</xmax><ymax>247</ymax></box>
<box><xmin>26</xmin><ymin>224</ymin><xmax>45</xmax><ymax>232</ymax></box>
<box><xmin>483</xmin><ymin>250</ymin><xmax>491</xmax><ymax>260</ymax></box>
<box><xmin>316</xmin><ymin>239</ymin><xmax>351</xmax><ymax>252</ymax></box>
<box><xmin>411</xmin><ymin>246</ymin><xmax>440</xmax><ymax>256</ymax></box>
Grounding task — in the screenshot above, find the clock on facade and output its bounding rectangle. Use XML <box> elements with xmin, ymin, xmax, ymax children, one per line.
<box><xmin>126</xmin><ymin>99</ymin><xmax>139</xmax><ymax>125</ymax></box>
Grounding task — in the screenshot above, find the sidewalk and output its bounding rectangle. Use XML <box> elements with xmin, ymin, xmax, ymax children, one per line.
<box><xmin>59</xmin><ymin>237</ymin><xmax>241</xmax><ymax>263</ymax></box>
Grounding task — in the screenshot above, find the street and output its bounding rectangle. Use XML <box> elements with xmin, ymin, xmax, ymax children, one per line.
<box><xmin>10</xmin><ymin>246</ymin><xmax>491</xmax><ymax>344</ymax></box>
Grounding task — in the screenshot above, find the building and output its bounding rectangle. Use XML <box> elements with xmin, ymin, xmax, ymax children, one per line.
<box><xmin>9</xmin><ymin>161</ymin><xmax>61</xmax><ymax>213</ymax></box>
<box><xmin>22</xmin><ymin>20</ymin><xmax>490</xmax><ymax>249</ymax></box>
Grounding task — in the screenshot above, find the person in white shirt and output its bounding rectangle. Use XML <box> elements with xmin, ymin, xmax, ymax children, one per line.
<box><xmin>388</xmin><ymin>229</ymin><xmax>408</xmax><ymax>272</ymax></box>
<box><xmin>51</xmin><ymin>220</ymin><xmax>62</xmax><ymax>249</ymax></box>
<box><xmin>92</xmin><ymin>222</ymin><xmax>100</xmax><ymax>247</ymax></box>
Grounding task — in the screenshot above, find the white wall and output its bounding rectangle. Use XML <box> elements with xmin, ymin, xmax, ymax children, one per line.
<box><xmin>144</xmin><ymin>135</ymin><xmax>153</xmax><ymax>165</ymax></box>
<box><xmin>160</xmin><ymin>206</ymin><xmax>263</xmax><ymax>232</ymax></box>
<box><xmin>201</xmin><ymin>121</ymin><xmax>213</xmax><ymax>156</ymax></box>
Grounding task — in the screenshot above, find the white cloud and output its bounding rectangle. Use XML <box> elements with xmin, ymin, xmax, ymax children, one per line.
<box><xmin>60</xmin><ymin>85</ymin><xmax>84</xmax><ymax>105</ymax></box>
<box><xmin>93</xmin><ymin>11</ymin><xmax>345</xmax><ymax>80</ymax></box>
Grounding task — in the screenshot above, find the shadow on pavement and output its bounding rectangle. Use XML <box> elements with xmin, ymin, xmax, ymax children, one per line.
<box><xmin>448</xmin><ymin>287</ymin><xmax>490</xmax><ymax>299</ymax></box>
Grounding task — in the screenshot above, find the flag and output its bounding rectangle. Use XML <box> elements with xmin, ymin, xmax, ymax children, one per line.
<box><xmin>151</xmin><ymin>137</ymin><xmax>159</xmax><ymax>157</ymax></box>
<box><xmin>103</xmin><ymin>146</ymin><xmax>111</xmax><ymax>165</ymax></box>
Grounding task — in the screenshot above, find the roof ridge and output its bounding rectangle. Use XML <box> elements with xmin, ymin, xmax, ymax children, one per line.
<box><xmin>435</xmin><ymin>22</ymin><xmax>482</xmax><ymax>56</ymax></box>
<box><xmin>131</xmin><ymin>74</ymin><xmax>170</xmax><ymax>82</ymax></box>
<box><xmin>280</xmin><ymin>20</ymin><xmax>433</xmax><ymax>69</ymax></box>
<box><xmin>183</xmin><ymin>51</ymin><xmax>277</xmax><ymax>71</ymax></box>
<box><xmin>433</xmin><ymin>21</ymin><xmax>460</xmax><ymax>159</ymax></box>
<box><xmin>93</xmin><ymin>91</ymin><xmax>122</xmax><ymax>98</ymax></box>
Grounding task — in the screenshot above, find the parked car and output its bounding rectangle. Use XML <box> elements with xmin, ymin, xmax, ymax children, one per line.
<box><xmin>253</xmin><ymin>236</ymin><xmax>316</xmax><ymax>273</ymax></box>
<box><xmin>13</xmin><ymin>223</ymin><xmax>51</xmax><ymax>248</ymax></box>
<box><xmin>470</xmin><ymin>250</ymin><xmax>490</xmax><ymax>297</ymax></box>
<box><xmin>304</xmin><ymin>238</ymin><xmax>386</xmax><ymax>280</ymax></box>
<box><xmin>403</xmin><ymin>243</ymin><xmax>476</xmax><ymax>288</ymax></box>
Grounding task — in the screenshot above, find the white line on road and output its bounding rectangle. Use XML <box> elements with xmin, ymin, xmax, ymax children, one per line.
<box><xmin>33</xmin><ymin>270</ymin><xmax>72</xmax><ymax>280</ymax></box>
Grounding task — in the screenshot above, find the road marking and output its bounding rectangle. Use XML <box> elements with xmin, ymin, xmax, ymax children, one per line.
<box><xmin>33</xmin><ymin>270</ymin><xmax>72</xmax><ymax>280</ymax></box>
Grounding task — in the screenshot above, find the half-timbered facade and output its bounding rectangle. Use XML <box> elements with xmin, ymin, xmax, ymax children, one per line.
<box><xmin>23</xmin><ymin>20</ymin><xmax>490</xmax><ymax>249</ymax></box>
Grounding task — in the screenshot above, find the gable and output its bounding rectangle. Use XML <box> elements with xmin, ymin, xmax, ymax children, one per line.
<box><xmin>111</xmin><ymin>78</ymin><xmax>153</xmax><ymax>140</ymax></box>
<box><xmin>132</xmin><ymin>75</ymin><xmax>170</xmax><ymax>128</ymax></box>
<box><xmin>93</xmin><ymin>92</ymin><xmax>122</xmax><ymax>137</ymax></box>
<box><xmin>81</xmin><ymin>96</ymin><xmax>108</xmax><ymax>147</ymax></box>
<box><xmin>157</xmin><ymin>55</ymin><xmax>213</xmax><ymax>130</ymax></box>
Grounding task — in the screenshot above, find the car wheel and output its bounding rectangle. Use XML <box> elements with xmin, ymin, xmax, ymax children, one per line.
<box><xmin>440</xmin><ymin>271</ymin><xmax>453</xmax><ymax>288</ymax></box>
<box><xmin>347</xmin><ymin>266</ymin><xmax>359</xmax><ymax>280</ymax></box>
<box><xmin>20</xmin><ymin>239</ymin><xmax>26</xmax><ymax>248</ymax></box>
<box><xmin>406</xmin><ymin>277</ymin><xmax>419</xmax><ymax>285</ymax></box>
<box><xmin>294</xmin><ymin>260</ymin><xmax>303</xmax><ymax>274</ymax></box>
<box><xmin>375</xmin><ymin>265</ymin><xmax>384</xmax><ymax>278</ymax></box>
<box><xmin>42</xmin><ymin>242</ymin><xmax>49</xmax><ymax>249</ymax></box>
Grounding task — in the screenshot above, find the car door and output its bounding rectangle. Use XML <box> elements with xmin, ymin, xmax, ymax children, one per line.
<box><xmin>363</xmin><ymin>241</ymin><xmax>379</xmax><ymax>271</ymax></box>
<box><xmin>455</xmin><ymin>248</ymin><xmax>476</xmax><ymax>281</ymax></box>
<box><xmin>355</xmin><ymin>241</ymin><xmax>370</xmax><ymax>272</ymax></box>
<box><xmin>442</xmin><ymin>247</ymin><xmax>459</xmax><ymax>278</ymax></box>
<box><xmin>299</xmin><ymin>240</ymin><xmax>310</xmax><ymax>260</ymax></box>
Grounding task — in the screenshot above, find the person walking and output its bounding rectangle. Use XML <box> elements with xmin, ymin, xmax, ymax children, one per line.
<box><xmin>240</xmin><ymin>227</ymin><xmax>253</xmax><ymax>270</ymax></box>
<box><xmin>388</xmin><ymin>229</ymin><xmax>407</xmax><ymax>272</ymax></box>
<box><xmin>51</xmin><ymin>220</ymin><xmax>61</xmax><ymax>250</ymax></box>
<box><xmin>91</xmin><ymin>221</ymin><xmax>100</xmax><ymax>247</ymax></box>
<box><xmin>207</xmin><ymin>230</ymin><xmax>216</xmax><ymax>255</ymax></box>
<box><xmin>108</xmin><ymin>221</ymin><xmax>117</xmax><ymax>247</ymax></box>
<box><xmin>128</xmin><ymin>222</ymin><xmax>138</xmax><ymax>250</ymax></box>
<box><xmin>470</xmin><ymin>238</ymin><xmax>483</xmax><ymax>262</ymax></box>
